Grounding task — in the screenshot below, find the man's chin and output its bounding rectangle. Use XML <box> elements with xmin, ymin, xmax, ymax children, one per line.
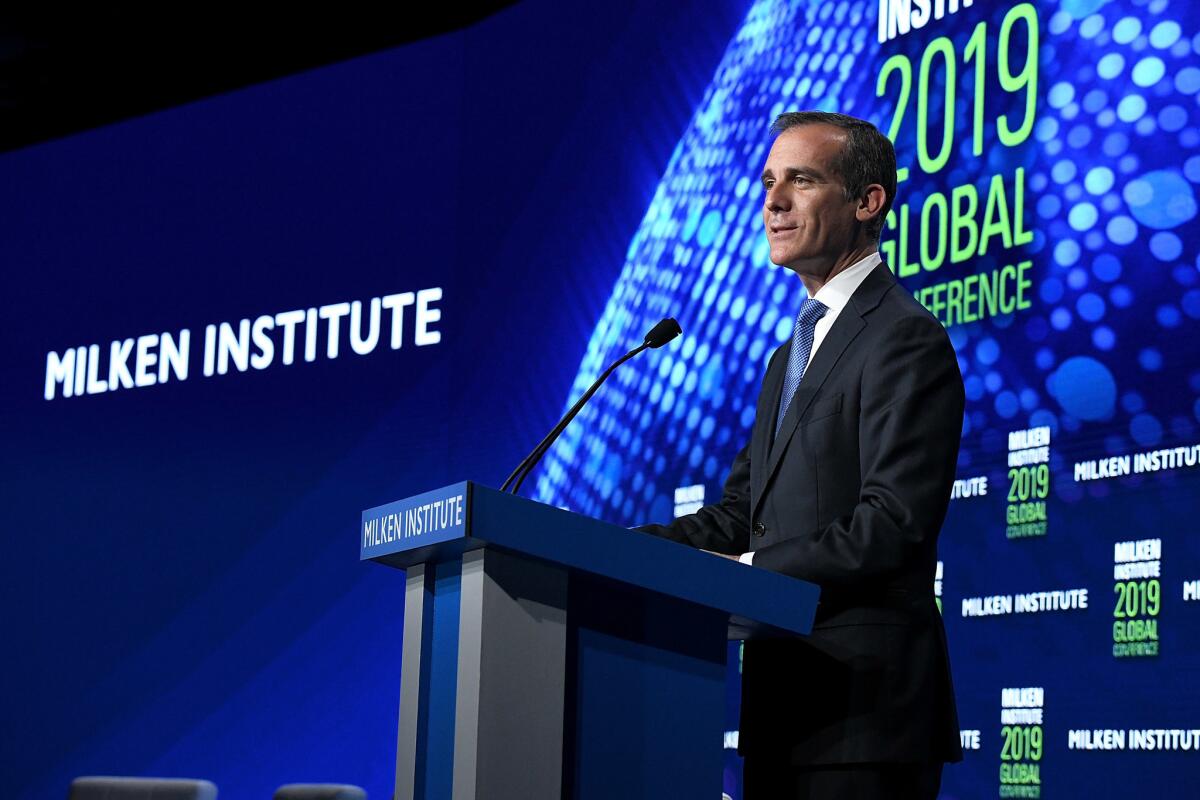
<box><xmin>768</xmin><ymin>251</ymin><xmax>796</xmax><ymax>269</ymax></box>
<box><xmin>768</xmin><ymin>245</ymin><xmax>816</xmax><ymax>269</ymax></box>
<box><xmin>768</xmin><ymin>257</ymin><xmax>807</xmax><ymax>275</ymax></box>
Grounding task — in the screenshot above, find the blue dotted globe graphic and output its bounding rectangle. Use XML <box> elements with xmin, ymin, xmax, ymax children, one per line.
<box><xmin>532</xmin><ymin>0</ymin><xmax>1200</xmax><ymax>519</ymax></box>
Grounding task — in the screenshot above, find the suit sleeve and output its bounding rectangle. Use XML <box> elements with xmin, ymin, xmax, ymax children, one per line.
<box><xmin>632</xmin><ymin>344</ymin><xmax>790</xmax><ymax>554</ymax></box>
<box><xmin>752</xmin><ymin>313</ymin><xmax>965</xmax><ymax>586</ymax></box>
<box><xmin>634</xmin><ymin>437</ymin><xmax>753</xmax><ymax>555</ymax></box>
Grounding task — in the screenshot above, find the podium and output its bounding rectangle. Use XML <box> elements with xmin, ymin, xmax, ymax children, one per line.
<box><xmin>361</xmin><ymin>481</ymin><xmax>819</xmax><ymax>800</ymax></box>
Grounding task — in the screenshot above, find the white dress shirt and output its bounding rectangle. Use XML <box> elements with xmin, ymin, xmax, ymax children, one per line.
<box><xmin>738</xmin><ymin>251</ymin><xmax>883</xmax><ymax>565</ymax></box>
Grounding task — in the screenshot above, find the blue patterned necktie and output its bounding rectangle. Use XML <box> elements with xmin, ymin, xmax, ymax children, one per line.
<box><xmin>776</xmin><ymin>297</ymin><xmax>828</xmax><ymax>435</ymax></box>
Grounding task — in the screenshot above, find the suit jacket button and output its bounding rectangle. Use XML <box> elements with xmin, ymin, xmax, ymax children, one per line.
<box><xmin>752</xmin><ymin>521</ymin><xmax>766</xmax><ymax>537</ymax></box>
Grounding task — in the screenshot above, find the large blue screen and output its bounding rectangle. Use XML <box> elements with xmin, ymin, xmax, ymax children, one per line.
<box><xmin>4</xmin><ymin>1</ymin><xmax>1199</xmax><ymax>798</ymax></box>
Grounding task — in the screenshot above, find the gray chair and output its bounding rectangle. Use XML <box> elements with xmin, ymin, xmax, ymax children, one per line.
<box><xmin>68</xmin><ymin>777</ymin><xmax>217</xmax><ymax>800</ymax></box>
<box><xmin>272</xmin><ymin>786</ymin><xmax>365</xmax><ymax>800</ymax></box>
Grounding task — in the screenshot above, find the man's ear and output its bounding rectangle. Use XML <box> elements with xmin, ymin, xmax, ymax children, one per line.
<box><xmin>856</xmin><ymin>183</ymin><xmax>888</xmax><ymax>225</ymax></box>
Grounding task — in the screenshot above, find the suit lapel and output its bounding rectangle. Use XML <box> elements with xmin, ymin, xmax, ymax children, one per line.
<box><xmin>751</xmin><ymin>261</ymin><xmax>897</xmax><ymax>519</ymax></box>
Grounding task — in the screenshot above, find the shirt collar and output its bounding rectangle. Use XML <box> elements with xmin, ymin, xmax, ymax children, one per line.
<box><xmin>808</xmin><ymin>250</ymin><xmax>882</xmax><ymax>314</ymax></box>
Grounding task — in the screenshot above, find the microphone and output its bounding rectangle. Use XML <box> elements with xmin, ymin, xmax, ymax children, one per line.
<box><xmin>643</xmin><ymin>317</ymin><xmax>682</xmax><ymax>349</ymax></box>
<box><xmin>501</xmin><ymin>317</ymin><xmax>682</xmax><ymax>495</ymax></box>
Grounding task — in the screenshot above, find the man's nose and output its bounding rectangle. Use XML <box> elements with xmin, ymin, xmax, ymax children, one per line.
<box><xmin>765</xmin><ymin>183</ymin><xmax>789</xmax><ymax>213</ymax></box>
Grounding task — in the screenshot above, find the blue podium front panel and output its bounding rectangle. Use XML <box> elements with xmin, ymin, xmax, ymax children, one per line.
<box><xmin>422</xmin><ymin>560</ymin><xmax>463</xmax><ymax>799</ymax></box>
<box><xmin>566</xmin><ymin>571</ymin><xmax>727</xmax><ymax>800</ymax></box>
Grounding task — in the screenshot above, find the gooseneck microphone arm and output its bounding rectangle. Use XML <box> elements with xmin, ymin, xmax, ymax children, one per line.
<box><xmin>506</xmin><ymin>345</ymin><xmax>644</xmax><ymax>496</ymax></box>
<box><xmin>501</xmin><ymin>318</ymin><xmax>682</xmax><ymax>496</ymax></box>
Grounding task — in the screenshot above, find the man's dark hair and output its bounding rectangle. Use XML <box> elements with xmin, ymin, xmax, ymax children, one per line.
<box><xmin>769</xmin><ymin>111</ymin><xmax>896</xmax><ymax>242</ymax></box>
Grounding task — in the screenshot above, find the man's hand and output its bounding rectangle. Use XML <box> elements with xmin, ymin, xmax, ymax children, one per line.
<box><xmin>702</xmin><ymin>549</ymin><xmax>746</xmax><ymax>562</ymax></box>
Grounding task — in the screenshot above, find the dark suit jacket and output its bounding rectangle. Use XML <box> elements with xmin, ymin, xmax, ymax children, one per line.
<box><xmin>640</xmin><ymin>260</ymin><xmax>964</xmax><ymax>766</ymax></box>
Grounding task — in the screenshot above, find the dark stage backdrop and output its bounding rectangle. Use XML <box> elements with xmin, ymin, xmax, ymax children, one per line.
<box><xmin>4</xmin><ymin>1</ymin><xmax>1199</xmax><ymax>799</ymax></box>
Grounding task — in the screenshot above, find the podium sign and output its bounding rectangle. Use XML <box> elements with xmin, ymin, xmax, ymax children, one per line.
<box><xmin>361</xmin><ymin>482</ymin><xmax>469</xmax><ymax>560</ymax></box>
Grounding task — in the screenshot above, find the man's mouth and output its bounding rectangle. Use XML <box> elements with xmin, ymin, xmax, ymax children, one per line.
<box><xmin>769</xmin><ymin>225</ymin><xmax>797</xmax><ymax>236</ymax></box>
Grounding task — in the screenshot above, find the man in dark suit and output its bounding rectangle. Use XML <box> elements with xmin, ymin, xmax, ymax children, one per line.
<box><xmin>638</xmin><ymin>111</ymin><xmax>964</xmax><ymax>798</ymax></box>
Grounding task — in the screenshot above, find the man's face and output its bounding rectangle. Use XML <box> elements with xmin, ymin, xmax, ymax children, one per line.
<box><xmin>760</xmin><ymin>124</ymin><xmax>861</xmax><ymax>275</ymax></box>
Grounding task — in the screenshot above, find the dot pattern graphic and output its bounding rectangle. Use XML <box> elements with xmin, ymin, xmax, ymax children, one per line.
<box><xmin>533</xmin><ymin>0</ymin><xmax>1200</xmax><ymax>524</ymax></box>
